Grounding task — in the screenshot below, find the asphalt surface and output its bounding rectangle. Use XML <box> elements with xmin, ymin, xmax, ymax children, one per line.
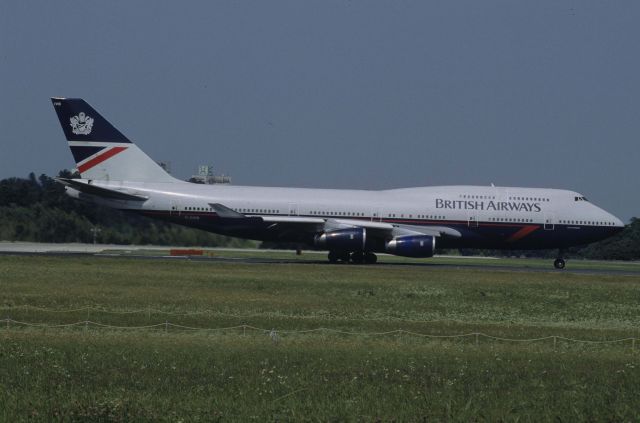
<box><xmin>1</xmin><ymin>242</ymin><xmax>639</xmax><ymax>276</ymax></box>
<box><xmin>126</xmin><ymin>255</ymin><xmax>640</xmax><ymax>276</ymax></box>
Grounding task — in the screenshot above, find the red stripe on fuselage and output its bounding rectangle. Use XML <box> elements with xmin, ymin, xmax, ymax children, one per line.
<box><xmin>77</xmin><ymin>146</ymin><xmax>128</xmax><ymax>173</ymax></box>
<box><xmin>507</xmin><ymin>225</ymin><xmax>540</xmax><ymax>242</ymax></box>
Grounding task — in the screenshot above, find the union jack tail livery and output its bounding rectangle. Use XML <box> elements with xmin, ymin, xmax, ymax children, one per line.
<box><xmin>51</xmin><ymin>98</ymin><xmax>176</xmax><ymax>183</ymax></box>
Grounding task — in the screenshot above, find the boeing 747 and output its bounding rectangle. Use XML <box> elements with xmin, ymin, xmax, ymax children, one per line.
<box><xmin>51</xmin><ymin>98</ymin><xmax>624</xmax><ymax>268</ymax></box>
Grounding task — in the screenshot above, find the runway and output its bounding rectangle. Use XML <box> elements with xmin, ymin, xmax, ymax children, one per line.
<box><xmin>1</xmin><ymin>242</ymin><xmax>639</xmax><ymax>276</ymax></box>
<box><xmin>117</xmin><ymin>254</ymin><xmax>640</xmax><ymax>276</ymax></box>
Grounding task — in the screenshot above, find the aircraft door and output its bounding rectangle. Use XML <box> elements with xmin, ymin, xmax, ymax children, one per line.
<box><xmin>468</xmin><ymin>215</ymin><xmax>479</xmax><ymax>228</ymax></box>
<box><xmin>371</xmin><ymin>208</ymin><xmax>382</xmax><ymax>222</ymax></box>
<box><xmin>544</xmin><ymin>213</ymin><xmax>556</xmax><ymax>230</ymax></box>
<box><xmin>170</xmin><ymin>199</ymin><xmax>181</xmax><ymax>217</ymax></box>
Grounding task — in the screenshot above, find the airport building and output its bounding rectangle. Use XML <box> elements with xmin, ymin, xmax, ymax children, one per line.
<box><xmin>189</xmin><ymin>165</ymin><xmax>231</xmax><ymax>185</ymax></box>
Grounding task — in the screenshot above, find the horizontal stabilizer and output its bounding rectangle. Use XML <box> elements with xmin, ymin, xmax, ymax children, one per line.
<box><xmin>55</xmin><ymin>178</ymin><xmax>148</xmax><ymax>201</ymax></box>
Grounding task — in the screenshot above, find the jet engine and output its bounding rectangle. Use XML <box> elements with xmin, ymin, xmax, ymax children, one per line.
<box><xmin>315</xmin><ymin>227</ymin><xmax>366</xmax><ymax>251</ymax></box>
<box><xmin>385</xmin><ymin>235</ymin><xmax>435</xmax><ymax>258</ymax></box>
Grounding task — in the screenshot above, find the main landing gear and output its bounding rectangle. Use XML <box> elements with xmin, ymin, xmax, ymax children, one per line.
<box><xmin>328</xmin><ymin>251</ymin><xmax>377</xmax><ymax>264</ymax></box>
<box><xmin>554</xmin><ymin>249</ymin><xmax>566</xmax><ymax>269</ymax></box>
<box><xmin>364</xmin><ymin>252</ymin><xmax>377</xmax><ymax>264</ymax></box>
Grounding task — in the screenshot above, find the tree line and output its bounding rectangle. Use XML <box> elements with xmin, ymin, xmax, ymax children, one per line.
<box><xmin>0</xmin><ymin>172</ymin><xmax>251</xmax><ymax>247</ymax></box>
<box><xmin>0</xmin><ymin>172</ymin><xmax>637</xmax><ymax>259</ymax></box>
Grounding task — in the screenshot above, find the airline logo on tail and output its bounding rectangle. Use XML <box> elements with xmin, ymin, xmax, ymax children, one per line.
<box><xmin>65</xmin><ymin>108</ymin><xmax>128</xmax><ymax>172</ymax></box>
<box><xmin>70</xmin><ymin>112</ymin><xmax>94</xmax><ymax>135</ymax></box>
<box><xmin>52</xmin><ymin>97</ymin><xmax>177</xmax><ymax>183</ymax></box>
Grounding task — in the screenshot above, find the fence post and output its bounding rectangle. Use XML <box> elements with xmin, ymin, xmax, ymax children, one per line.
<box><xmin>6</xmin><ymin>317</ymin><xmax>9</xmax><ymax>330</ymax></box>
<box><xmin>553</xmin><ymin>336</ymin><xmax>557</xmax><ymax>350</ymax></box>
<box><xmin>632</xmin><ymin>338</ymin><xmax>636</xmax><ymax>353</ymax></box>
<box><xmin>165</xmin><ymin>320</ymin><xmax>168</xmax><ymax>332</ymax></box>
<box><xmin>475</xmin><ymin>333</ymin><xmax>479</xmax><ymax>346</ymax></box>
<box><xmin>243</xmin><ymin>324</ymin><xmax>246</xmax><ymax>337</ymax></box>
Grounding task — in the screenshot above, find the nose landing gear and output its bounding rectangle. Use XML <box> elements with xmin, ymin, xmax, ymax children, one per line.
<box><xmin>554</xmin><ymin>249</ymin><xmax>566</xmax><ymax>269</ymax></box>
<box><xmin>553</xmin><ymin>258</ymin><xmax>566</xmax><ymax>270</ymax></box>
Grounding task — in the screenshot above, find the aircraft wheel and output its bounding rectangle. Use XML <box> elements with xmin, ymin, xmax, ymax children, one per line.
<box><xmin>350</xmin><ymin>252</ymin><xmax>364</xmax><ymax>264</ymax></box>
<box><xmin>328</xmin><ymin>251</ymin><xmax>339</xmax><ymax>264</ymax></box>
<box><xmin>553</xmin><ymin>258</ymin><xmax>566</xmax><ymax>270</ymax></box>
<box><xmin>364</xmin><ymin>252</ymin><xmax>377</xmax><ymax>264</ymax></box>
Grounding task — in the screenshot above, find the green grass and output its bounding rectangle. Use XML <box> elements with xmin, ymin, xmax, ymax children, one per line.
<box><xmin>1</xmin><ymin>255</ymin><xmax>639</xmax><ymax>421</ymax></box>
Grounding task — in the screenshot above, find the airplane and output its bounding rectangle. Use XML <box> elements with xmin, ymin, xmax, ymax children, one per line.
<box><xmin>51</xmin><ymin>98</ymin><xmax>625</xmax><ymax>269</ymax></box>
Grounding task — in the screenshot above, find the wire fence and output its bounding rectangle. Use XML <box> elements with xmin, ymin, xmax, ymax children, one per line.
<box><xmin>1</xmin><ymin>317</ymin><xmax>638</xmax><ymax>351</ymax></box>
<box><xmin>3</xmin><ymin>304</ymin><xmax>458</xmax><ymax>323</ymax></box>
<box><xmin>2</xmin><ymin>304</ymin><xmax>494</xmax><ymax>327</ymax></box>
<box><xmin>5</xmin><ymin>305</ymin><xmax>630</xmax><ymax>330</ymax></box>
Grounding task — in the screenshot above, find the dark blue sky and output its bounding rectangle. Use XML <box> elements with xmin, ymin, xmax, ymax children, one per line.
<box><xmin>1</xmin><ymin>1</ymin><xmax>638</xmax><ymax>220</ymax></box>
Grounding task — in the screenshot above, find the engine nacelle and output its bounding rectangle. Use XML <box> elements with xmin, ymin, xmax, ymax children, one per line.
<box><xmin>315</xmin><ymin>227</ymin><xmax>366</xmax><ymax>251</ymax></box>
<box><xmin>385</xmin><ymin>235</ymin><xmax>435</xmax><ymax>258</ymax></box>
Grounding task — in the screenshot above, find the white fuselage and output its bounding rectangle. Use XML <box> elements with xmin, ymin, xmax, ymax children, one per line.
<box><xmin>75</xmin><ymin>180</ymin><xmax>621</xmax><ymax>227</ymax></box>
<box><xmin>67</xmin><ymin>179</ymin><xmax>623</xmax><ymax>251</ymax></box>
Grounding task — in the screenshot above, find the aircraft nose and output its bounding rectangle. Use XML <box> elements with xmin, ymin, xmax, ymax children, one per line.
<box><xmin>613</xmin><ymin>215</ymin><xmax>625</xmax><ymax>229</ymax></box>
<box><xmin>607</xmin><ymin>212</ymin><xmax>625</xmax><ymax>232</ymax></box>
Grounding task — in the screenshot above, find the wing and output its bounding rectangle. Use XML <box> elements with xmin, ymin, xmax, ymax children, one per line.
<box><xmin>209</xmin><ymin>203</ymin><xmax>461</xmax><ymax>242</ymax></box>
<box><xmin>389</xmin><ymin>223</ymin><xmax>462</xmax><ymax>239</ymax></box>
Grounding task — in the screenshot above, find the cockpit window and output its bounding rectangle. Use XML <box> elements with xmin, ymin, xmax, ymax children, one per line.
<box><xmin>574</xmin><ymin>196</ymin><xmax>588</xmax><ymax>202</ymax></box>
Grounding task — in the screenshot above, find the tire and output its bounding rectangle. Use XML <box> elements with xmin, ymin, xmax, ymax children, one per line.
<box><xmin>364</xmin><ymin>252</ymin><xmax>378</xmax><ymax>264</ymax></box>
<box><xmin>350</xmin><ymin>252</ymin><xmax>364</xmax><ymax>264</ymax></box>
<box><xmin>554</xmin><ymin>258</ymin><xmax>566</xmax><ymax>269</ymax></box>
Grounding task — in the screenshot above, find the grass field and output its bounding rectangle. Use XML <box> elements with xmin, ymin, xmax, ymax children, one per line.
<box><xmin>1</xmin><ymin>254</ymin><xmax>639</xmax><ymax>421</ymax></box>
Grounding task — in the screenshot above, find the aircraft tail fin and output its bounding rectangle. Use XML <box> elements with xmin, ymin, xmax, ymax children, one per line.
<box><xmin>51</xmin><ymin>98</ymin><xmax>176</xmax><ymax>183</ymax></box>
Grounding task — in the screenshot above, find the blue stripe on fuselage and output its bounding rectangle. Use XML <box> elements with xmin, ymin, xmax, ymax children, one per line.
<box><xmin>132</xmin><ymin>210</ymin><xmax>622</xmax><ymax>251</ymax></box>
